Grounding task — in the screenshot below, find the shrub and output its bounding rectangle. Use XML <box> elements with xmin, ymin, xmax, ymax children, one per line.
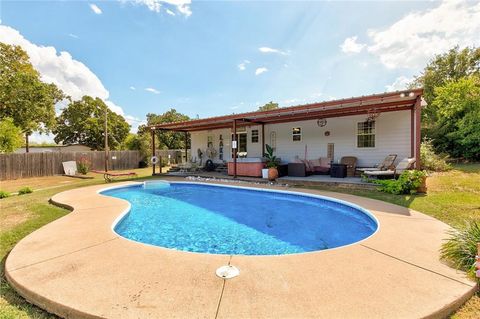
<box><xmin>0</xmin><ymin>190</ymin><xmax>10</xmax><ymax>199</ymax></box>
<box><xmin>372</xmin><ymin>170</ymin><xmax>427</xmax><ymax>195</ymax></box>
<box><xmin>420</xmin><ymin>140</ymin><xmax>452</xmax><ymax>172</ymax></box>
<box><xmin>77</xmin><ymin>156</ymin><xmax>91</xmax><ymax>175</ymax></box>
<box><xmin>441</xmin><ymin>220</ymin><xmax>480</xmax><ymax>279</ymax></box>
<box><xmin>18</xmin><ymin>187</ymin><xmax>33</xmax><ymax>195</ymax></box>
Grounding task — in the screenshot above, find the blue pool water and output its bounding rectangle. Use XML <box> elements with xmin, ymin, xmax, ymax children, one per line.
<box><xmin>103</xmin><ymin>182</ymin><xmax>378</xmax><ymax>255</ymax></box>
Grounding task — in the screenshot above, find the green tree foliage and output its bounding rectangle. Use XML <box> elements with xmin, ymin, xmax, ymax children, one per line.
<box><xmin>411</xmin><ymin>47</ymin><xmax>480</xmax><ymax>121</ymax></box>
<box><xmin>121</xmin><ymin>133</ymin><xmax>151</xmax><ymax>159</ymax></box>
<box><xmin>0</xmin><ymin>43</ymin><xmax>65</xmax><ymax>141</ymax></box>
<box><xmin>54</xmin><ymin>96</ymin><xmax>130</xmax><ymax>150</ymax></box>
<box><xmin>430</xmin><ymin>75</ymin><xmax>480</xmax><ymax>160</ymax></box>
<box><xmin>139</xmin><ymin>109</ymin><xmax>190</xmax><ymax>149</ymax></box>
<box><xmin>0</xmin><ymin>117</ymin><xmax>23</xmax><ymax>153</ymax></box>
<box><xmin>258</xmin><ymin>101</ymin><xmax>279</xmax><ymax>111</ymax></box>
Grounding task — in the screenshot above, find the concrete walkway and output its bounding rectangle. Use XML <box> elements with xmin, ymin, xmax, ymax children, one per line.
<box><xmin>5</xmin><ymin>180</ymin><xmax>477</xmax><ymax>319</ymax></box>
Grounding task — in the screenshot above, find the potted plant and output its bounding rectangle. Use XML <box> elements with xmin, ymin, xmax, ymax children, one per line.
<box><xmin>264</xmin><ymin>144</ymin><xmax>280</xmax><ymax>181</ymax></box>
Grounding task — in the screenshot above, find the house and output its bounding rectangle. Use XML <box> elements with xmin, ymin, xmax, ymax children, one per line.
<box><xmin>15</xmin><ymin>144</ymin><xmax>93</xmax><ymax>153</ymax></box>
<box><xmin>150</xmin><ymin>89</ymin><xmax>424</xmax><ymax>177</ymax></box>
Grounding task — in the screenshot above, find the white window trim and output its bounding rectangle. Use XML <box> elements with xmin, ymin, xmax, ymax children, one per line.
<box><xmin>292</xmin><ymin>127</ymin><xmax>302</xmax><ymax>142</ymax></box>
<box><xmin>356</xmin><ymin>121</ymin><xmax>376</xmax><ymax>149</ymax></box>
<box><xmin>251</xmin><ymin>129</ymin><xmax>259</xmax><ymax>143</ymax></box>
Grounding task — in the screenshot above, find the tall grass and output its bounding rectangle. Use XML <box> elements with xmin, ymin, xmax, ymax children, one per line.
<box><xmin>440</xmin><ymin>220</ymin><xmax>480</xmax><ymax>278</ymax></box>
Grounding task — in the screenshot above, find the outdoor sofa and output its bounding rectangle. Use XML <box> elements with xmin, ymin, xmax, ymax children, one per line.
<box><xmin>288</xmin><ymin>157</ymin><xmax>331</xmax><ymax>177</ymax></box>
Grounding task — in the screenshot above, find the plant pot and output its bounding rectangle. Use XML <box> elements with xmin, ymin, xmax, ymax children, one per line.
<box><xmin>262</xmin><ymin>168</ymin><xmax>269</xmax><ymax>179</ymax></box>
<box><xmin>416</xmin><ymin>176</ymin><xmax>427</xmax><ymax>193</ymax></box>
<box><xmin>268</xmin><ymin>168</ymin><xmax>278</xmax><ymax>181</ymax></box>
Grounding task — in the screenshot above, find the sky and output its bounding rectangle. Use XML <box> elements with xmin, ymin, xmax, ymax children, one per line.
<box><xmin>1</xmin><ymin>0</ymin><xmax>479</xmax><ymax>142</ymax></box>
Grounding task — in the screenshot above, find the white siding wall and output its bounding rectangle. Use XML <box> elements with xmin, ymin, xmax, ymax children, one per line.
<box><xmin>190</xmin><ymin>110</ymin><xmax>412</xmax><ymax>167</ymax></box>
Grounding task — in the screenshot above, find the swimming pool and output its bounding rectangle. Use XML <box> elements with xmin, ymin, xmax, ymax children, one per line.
<box><xmin>102</xmin><ymin>182</ymin><xmax>378</xmax><ymax>255</ymax></box>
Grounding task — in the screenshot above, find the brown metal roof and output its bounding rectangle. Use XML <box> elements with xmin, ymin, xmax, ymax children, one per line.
<box><xmin>150</xmin><ymin>88</ymin><xmax>423</xmax><ymax>132</ymax></box>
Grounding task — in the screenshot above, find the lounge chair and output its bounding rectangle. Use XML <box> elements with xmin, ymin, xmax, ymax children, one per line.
<box><xmin>91</xmin><ymin>170</ymin><xmax>137</xmax><ymax>183</ymax></box>
<box><xmin>364</xmin><ymin>157</ymin><xmax>416</xmax><ymax>179</ymax></box>
<box><xmin>340</xmin><ymin>156</ymin><xmax>357</xmax><ymax>177</ymax></box>
<box><xmin>357</xmin><ymin>154</ymin><xmax>397</xmax><ymax>173</ymax></box>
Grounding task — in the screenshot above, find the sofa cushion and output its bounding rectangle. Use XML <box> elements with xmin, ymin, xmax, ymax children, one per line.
<box><xmin>319</xmin><ymin>157</ymin><xmax>331</xmax><ymax>167</ymax></box>
<box><xmin>309</xmin><ymin>159</ymin><xmax>321</xmax><ymax>167</ymax></box>
<box><xmin>301</xmin><ymin>159</ymin><xmax>313</xmax><ymax>172</ymax></box>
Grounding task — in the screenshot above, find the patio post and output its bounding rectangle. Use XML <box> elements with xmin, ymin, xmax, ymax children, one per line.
<box><xmin>410</xmin><ymin>107</ymin><xmax>415</xmax><ymax>158</ymax></box>
<box><xmin>184</xmin><ymin>131</ymin><xmax>188</xmax><ymax>164</ymax></box>
<box><xmin>232</xmin><ymin>119</ymin><xmax>237</xmax><ymax>178</ymax></box>
<box><xmin>414</xmin><ymin>96</ymin><xmax>422</xmax><ymax>169</ymax></box>
<box><xmin>151</xmin><ymin>128</ymin><xmax>156</xmax><ymax>175</ymax></box>
<box><xmin>261</xmin><ymin>122</ymin><xmax>265</xmax><ymax>157</ymax></box>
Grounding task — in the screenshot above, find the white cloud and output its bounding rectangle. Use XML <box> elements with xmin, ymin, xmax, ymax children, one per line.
<box><xmin>366</xmin><ymin>0</ymin><xmax>480</xmax><ymax>69</ymax></box>
<box><xmin>129</xmin><ymin>86</ymin><xmax>136</xmax><ymax>90</ymax></box>
<box><xmin>0</xmin><ymin>25</ymin><xmax>108</xmax><ymax>101</ymax></box>
<box><xmin>340</xmin><ymin>36</ymin><xmax>366</xmax><ymax>54</ymax></box>
<box><xmin>131</xmin><ymin>0</ymin><xmax>192</xmax><ymax>17</ymax></box>
<box><xmin>0</xmin><ymin>25</ymin><xmax>140</xmax><ymax>132</ymax></box>
<box><xmin>68</xmin><ymin>33</ymin><xmax>79</xmax><ymax>39</ymax></box>
<box><xmin>258</xmin><ymin>47</ymin><xmax>288</xmax><ymax>55</ymax></box>
<box><xmin>124</xmin><ymin>115</ymin><xmax>147</xmax><ymax>133</ymax></box>
<box><xmin>255</xmin><ymin>67</ymin><xmax>268</xmax><ymax>76</ymax></box>
<box><xmin>89</xmin><ymin>4</ymin><xmax>102</xmax><ymax>14</ymax></box>
<box><xmin>237</xmin><ymin>60</ymin><xmax>250</xmax><ymax>71</ymax></box>
<box><xmin>145</xmin><ymin>87</ymin><xmax>161</xmax><ymax>94</ymax></box>
<box><xmin>385</xmin><ymin>76</ymin><xmax>412</xmax><ymax>92</ymax></box>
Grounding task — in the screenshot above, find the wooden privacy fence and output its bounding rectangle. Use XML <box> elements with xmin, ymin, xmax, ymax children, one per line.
<box><xmin>0</xmin><ymin>151</ymin><xmax>141</xmax><ymax>180</ymax></box>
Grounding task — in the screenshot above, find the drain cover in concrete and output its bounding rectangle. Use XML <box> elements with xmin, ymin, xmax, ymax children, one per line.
<box><xmin>216</xmin><ymin>265</ymin><xmax>239</xmax><ymax>279</ymax></box>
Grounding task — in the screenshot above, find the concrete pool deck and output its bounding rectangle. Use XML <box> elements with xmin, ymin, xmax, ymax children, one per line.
<box><xmin>5</xmin><ymin>179</ymin><xmax>477</xmax><ymax>319</ymax></box>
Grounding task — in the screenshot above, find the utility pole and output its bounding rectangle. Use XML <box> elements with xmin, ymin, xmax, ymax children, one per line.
<box><xmin>104</xmin><ymin>107</ymin><xmax>109</xmax><ymax>172</ymax></box>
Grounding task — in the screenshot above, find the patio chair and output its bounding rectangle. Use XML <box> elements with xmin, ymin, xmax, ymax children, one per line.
<box><xmin>364</xmin><ymin>157</ymin><xmax>416</xmax><ymax>179</ymax></box>
<box><xmin>340</xmin><ymin>156</ymin><xmax>357</xmax><ymax>177</ymax></box>
<box><xmin>357</xmin><ymin>154</ymin><xmax>397</xmax><ymax>173</ymax></box>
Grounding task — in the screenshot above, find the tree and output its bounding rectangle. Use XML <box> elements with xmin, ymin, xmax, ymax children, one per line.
<box><xmin>54</xmin><ymin>96</ymin><xmax>130</xmax><ymax>150</ymax></box>
<box><xmin>430</xmin><ymin>75</ymin><xmax>480</xmax><ymax>160</ymax></box>
<box><xmin>138</xmin><ymin>109</ymin><xmax>190</xmax><ymax>149</ymax></box>
<box><xmin>0</xmin><ymin>117</ymin><xmax>23</xmax><ymax>153</ymax></box>
<box><xmin>0</xmin><ymin>43</ymin><xmax>65</xmax><ymax>150</ymax></box>
<box><xmin>258</xmin><ymin>101</ymin><xmax>279</xmax><ymax>111</ymax></box>
<box><xmin>411</xmin><ymin>46</ymin><xmax>480</xmax><ymax>121</ymax></box>
<box><xmin>121</xmin><ymin>132</ymin><xmax>151</xmax><ymax>159</ymax></box>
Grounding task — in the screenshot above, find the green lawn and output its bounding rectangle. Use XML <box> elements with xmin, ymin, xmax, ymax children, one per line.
<box><xmin>0</xmin><ymin>164</ymin><xmax>478</xmax><ymax>318</ymax></box>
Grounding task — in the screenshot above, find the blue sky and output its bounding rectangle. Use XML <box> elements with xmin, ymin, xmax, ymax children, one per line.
<box><xmin>1</xmin><ymin>0</ymin><xmax>479</xmax><ymax>140</ymax></box>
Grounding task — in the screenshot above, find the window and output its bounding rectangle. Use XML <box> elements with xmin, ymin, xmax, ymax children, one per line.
<box><xmin>357</xmin><ymin>121</ymin><xmax>375</xmax><ymax>148</ymax></box>
<box><xmin>292</xmin><ymin>127</ymin><xmax>302</xmax><ymax>141</ymax></box>
<box><xmin>207</xmin><ymin>136</ymin><xmax>213</xmax><ymax>148</ymax></box>
<box><xmin>251</xmin><ymin>129</ymin><xmax>259</xmax><ymax>143</ymax></box>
